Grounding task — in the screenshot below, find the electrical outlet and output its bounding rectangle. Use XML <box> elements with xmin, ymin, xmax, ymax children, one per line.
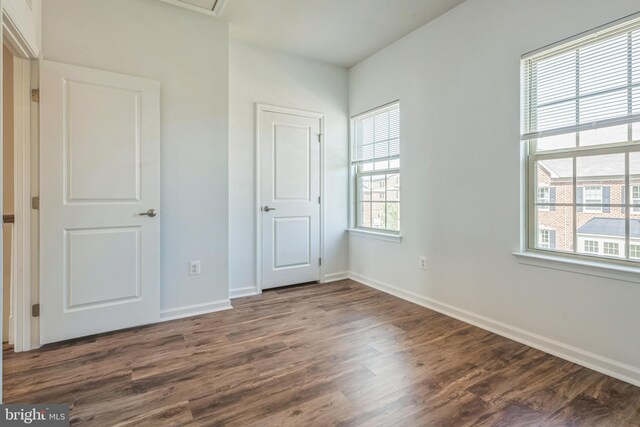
<box><xmin>419</xmin><ymin>256</ymin><xmax>427</xmax><ymax>270</ymax></box>
<box><xmin>189</xmin><ymin>261</ymin><xmax>201</xmax><ymax>276</ymax></box>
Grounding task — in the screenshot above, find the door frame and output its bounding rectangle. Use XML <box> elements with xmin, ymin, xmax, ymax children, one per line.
<box><xmin>2</xmin><ymin>7</ymin><xmax>39</xmax><ymax>352</ymax></box>
<box><xmin>254</xmin><ymin>103</ymin><xmax>325</xmax><ymax>293</ymax></box>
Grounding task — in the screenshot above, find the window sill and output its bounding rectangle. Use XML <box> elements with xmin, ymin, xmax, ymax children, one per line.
<box><xmin>348</xmin><ymin>229</ymin><xmax>403</xmax><ymax>243</ymax></box>
<box><xmin>513</xmin><ymin>251</ymin><xmax>640</xmax><ymax>284</ymax></box>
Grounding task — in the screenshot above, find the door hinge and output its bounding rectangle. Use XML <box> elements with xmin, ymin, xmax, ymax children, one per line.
<box><xmin>32</xmin><ymin>196</ymin><xmax>40</xmax><ymax>210</ymax></box>
<box><xmin>319</xmin><ymin>258</ymin><xmax>322</xmax><ymax>266</ymax></box>
<box><xmin>31</xmin><ymin>89</ymin><xmax>40</xmax><ymax>103</ymax></box>
<box><xmin>318</xmin><ymin>133</ymin><xmax>322</xmax><ymax>143</ymax></box>
<box><xmin>32</xmin><ymin>304</ymin><xmax>40</xmax><ymax>317</ymax></box>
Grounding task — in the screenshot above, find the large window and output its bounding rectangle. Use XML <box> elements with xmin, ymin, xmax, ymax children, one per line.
<box><xmin>523</xmin><ymin>17</ymin><xmax>640</xmax><ymax>264</ymax></box>
<box><xmin>352</xmin><ymin>102</ymin><xmax>400</xmax><ymax>232</ymax></box>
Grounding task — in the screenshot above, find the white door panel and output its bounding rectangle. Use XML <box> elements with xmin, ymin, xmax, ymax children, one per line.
<box><xmin>274</xmin><ymin>217</ymin><xmax>311</xmax><ymax>268</ymax></box>
<box><xmin>274</xmin><ymin>124</ymin><xmax>310</xmax><ymax>200</ymax></box>
<box><xmin>65</xmin><ymin>81</ymin><xmax>141</xmax><ymax>202</ymax></box>
<box><xmin>65</xmin><ymin>227</ymin><xmax>140</xmax><ymax>308</ymax></box>
<box><xmin>40</xmin><ymin>60</ymin><xmax>160</xmax><ymax>344</ymax></box>
<box><xmin>260</xmin><ymin>109</ymin><xmax>321</xmax><ymax>289</ymax></box>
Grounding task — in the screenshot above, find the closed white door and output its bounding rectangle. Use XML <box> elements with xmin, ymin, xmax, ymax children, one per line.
<box><xmin>40</xmin><ymin>60</ymin><xmax>161</xmax><ymax>344</ymax></box>
<box><xmin>260</xmin><ymin>108</ymin><xmax>321</xmax><ymax>289</ymax></box>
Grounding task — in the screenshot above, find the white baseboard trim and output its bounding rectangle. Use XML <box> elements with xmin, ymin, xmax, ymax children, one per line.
<box><xmin>229</xmin><ymin>286</ymin><xmax>260</xmax><ymax>299</ymax></box>
<box><xmin>349</xmin><ymin>272</ymin><xmax>640</xmax><ymax>387</ymax></box>
<box><xmin>160</xmin><ymin>299</ymin><xmax>232</xmax><ymax>322</ymax></box>
<box><xmin>322</xmin><ymin>271</ymin><xmax>350</xmax><ymax>283</ymax></box>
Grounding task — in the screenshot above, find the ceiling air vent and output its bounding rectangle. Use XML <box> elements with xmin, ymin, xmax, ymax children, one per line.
<box><xmin>157</xmin><ymin>0</ymin><xmax>228</xmax><ymax>17</ymax></box>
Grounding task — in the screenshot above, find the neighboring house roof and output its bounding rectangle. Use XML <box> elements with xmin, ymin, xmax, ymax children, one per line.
<box><xmin>577</xmin><ymin>217</ymin><xmax>640</xmax><ymax>238</ymax></box>
<box><xmin>540</xmin><ymin>156</ymin><xmax>640</xmax><ymax>179</ymax></box>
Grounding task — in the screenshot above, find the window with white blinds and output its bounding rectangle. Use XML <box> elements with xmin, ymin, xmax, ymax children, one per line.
<box><xmin>353</xmin><ymin>105</ymin><xmax>400</xmax><ymax>165</ymax></box>
<box><xmin>523</xmin><ymin>16</ymin><xmax>640</xmax><ymax>264</ymax></box>
<box><xmin>352</xmin><ymin>102</ymin><xmax>400</xmax><ymax>232</ymax></box>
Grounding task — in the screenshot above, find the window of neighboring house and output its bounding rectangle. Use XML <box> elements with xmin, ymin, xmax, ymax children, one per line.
<box><xmin>523</xmin><ymin>16</ymin><xmax>640</xmax><ymax>264</ymax></box>
<box><xmin>603</xmin><ymin>241</ymin><xmax>620</xmax><ymax>256</ymax></box>
<box><xmin>584</xmin><ymin>240</ymin><xmax>599</xmax><ymax>254</ymax></box>
<box><xmin>537</xmin><ymin>187</ymin><xmax>550</xmax><ymax>211</ymax></box>
<box><xmin>352</xmin><ymin>102</ymin><xmax>400</xmax><ymax>232</ymax></box>
<box><xmin>538</xmin><ymin>229</ymin><xmax>550</xmax><ymax>249</ymax></box>
<box><xmin>537</xmin><ymin>228</ymin><xmax>556</xmax><ymax>250</ymax></box>
<box><xmin>632</xmin><ymin>185</ymin><xmax>640</xmax><ymax>213</ymax></box>
<box><xmin>582</xmin><ymin>186</ymin><xmax>603</xmax><ymax>213</ymax></box>
<box><xmin>630</xmin><ymin>244</ymin><xmax>640</xmax><ymax>259</ymax></box>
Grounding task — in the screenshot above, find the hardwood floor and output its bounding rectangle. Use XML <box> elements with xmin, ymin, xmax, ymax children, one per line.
<box><xmin>4</xmin><ymin>280</ymin><xmax>640</xmax><ymax>426</ymax></box>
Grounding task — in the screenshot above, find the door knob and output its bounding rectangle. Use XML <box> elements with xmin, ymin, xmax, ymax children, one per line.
<box><xmin>139</xmin><ymin>209</ymin><xmax>158</xmax><ymax>218</ymax></box>
<box><xmin>262</xmin><ymin>206</ymin><xmax>276</xmax><ymax>212</ymax></box>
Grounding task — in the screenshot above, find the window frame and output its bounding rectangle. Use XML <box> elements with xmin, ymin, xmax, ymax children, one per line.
<box><xmin>350</xmin><ymin>101</ymin><xmax>401</xmax><ymax>235</ymax></box>
<box><xmin>527</xmin><ymin>143</ymin><xmax>640</xmax><ymax>266</ymax></box>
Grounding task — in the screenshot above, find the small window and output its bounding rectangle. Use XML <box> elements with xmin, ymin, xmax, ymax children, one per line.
<box><xmin>582</xmin><ymin>186</ymin><xmax>603</xmax><ymax>213</ymax></box>
<box><xmin>584</xmin><ymin>240</ymin><xmax>599</xmax><ymax>254</ymax></box>
<box><xmin>537</xmin><ymin>228</ymin><xmax>556</xmax><ymax>250</ymax></box>
<box><xmin>537</xmin><ymin>187</ymin><xmax>550</xmax><ymax>211</ymax></box>
<box><xmin>603</xmin><ymin>242</ymin><xmax>620</xmax><ymax>256</ymax></box>
<box><xmin>630</xmin><ymin>244</ymin><xmax>640</xmax><ymax>259</ymax></box>
<box><xmin>538</xmin><ymin>230</ymin><xmax>550</xmax><ymax>249</ymax></box>
<box><xmin>352</xmin><ymin>102</ymin><xmax>400</xmax><ymax>232</ymax></box>
<box><xmin>632</xmin><ymin>186</ymin><xmax>640</xmax><ymax>213</ymax></box>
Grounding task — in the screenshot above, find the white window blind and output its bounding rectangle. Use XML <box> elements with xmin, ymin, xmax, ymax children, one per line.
<box><xmin>353</xmin><ymin>104</ymin><xmax>400</xmax><ymax>165</ymax></box>
<box><xmin>522</xmin><ymin>17</ymin><xmax>640</xmax><ymax>141</ymax></box>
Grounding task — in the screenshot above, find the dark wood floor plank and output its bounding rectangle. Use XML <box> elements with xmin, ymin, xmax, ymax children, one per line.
<box><xmin>3</xmin><ymin>279</ymin><xmax>639</xmax><ymax>426</ymax></box>
<box><xmin>111</xmin><ymin>401</ymin><xmax>193</xmax><ymax>427</ymax></box>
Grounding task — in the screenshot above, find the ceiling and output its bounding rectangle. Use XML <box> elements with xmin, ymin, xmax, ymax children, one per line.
<box><xmin>180</xmin><ymin>0</ymin><xmax>217</xmax><ymax>9</ymax></box>
<box><xmin>160</xmin><ymin>0</ymin><xmax>466</xmax><ymax>68</ymax></box>
<box><xmin>221</xmin><ymin>0</ymin><xmax>466</xmax><ymax>68</ymax></box>
<box><xmin>159</xmin><ymin>0</ymin><xmax>227</xmax><ymax>16</ymax></box>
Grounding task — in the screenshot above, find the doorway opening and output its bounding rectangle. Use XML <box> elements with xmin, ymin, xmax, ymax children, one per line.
<box><xmin>2</xmin><ymin>14</ymin><xmax>40</xmax><ymax>352</ymax></box>
<box><xmin>2</xmin><ymin>43</ymin><xmax>15</xmax><ymax>350</ymax></box>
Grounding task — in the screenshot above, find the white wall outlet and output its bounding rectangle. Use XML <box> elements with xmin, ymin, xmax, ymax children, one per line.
<box><xmin>189</xmin><ymin>261</ymin><xmax>201</xmax><ymax>276</ymax></box>
<box><xmin>419</xmin><ymin>256</ymin><xmax>427</xmax><ymax>270</ymax></box>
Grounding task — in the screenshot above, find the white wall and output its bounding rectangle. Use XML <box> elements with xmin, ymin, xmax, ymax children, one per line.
<box><xmin>229</xmin><ymin>40</ymin><xmax>349</xmax><ymax>296</ymax></box>
<box><xmin>3</xmin><ymin>0</ymin><xmax>41</xmax><ymax>57</ymax></box>
<box><xmin>42</xmin><ymin>0</ymin><xmax>230</xmax><ymax>314</ymax></box>
<box><xmin>349</xmin><ymin>0</ymin><xmax>640</xmax><ymax>385</ymax></box>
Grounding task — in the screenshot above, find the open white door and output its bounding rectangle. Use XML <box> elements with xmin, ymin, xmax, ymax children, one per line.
<box><xmin>39</xmin><ymin>60</ymin><xmax>160</xmax><ymax>344</ymax></box>
<box><xmin>259</xmin><ymin>107</ymin><xmax>321</xmax><ymax>289</ymax></box>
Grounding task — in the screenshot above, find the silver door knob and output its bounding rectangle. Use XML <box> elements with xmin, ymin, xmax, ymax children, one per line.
<box><xmin>139</xmin><ymin>209</ymin><xmax>158</xmax><ymax>218</ymax></box>
<box><xmin>262</xmin><ymin>206</ymin><xmax>276</xmax><ymax>212</ymax></box>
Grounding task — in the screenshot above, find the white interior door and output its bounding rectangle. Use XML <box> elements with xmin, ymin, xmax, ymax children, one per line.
<box><xmin>40</xmin><ymin>60</ymin><xmax>160</xmax><ymax>344</ymax></box>
<box><xmin>260</xmin><ymin>108</ymin><xmax>321</xmax><ymax>290</ymax></box>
